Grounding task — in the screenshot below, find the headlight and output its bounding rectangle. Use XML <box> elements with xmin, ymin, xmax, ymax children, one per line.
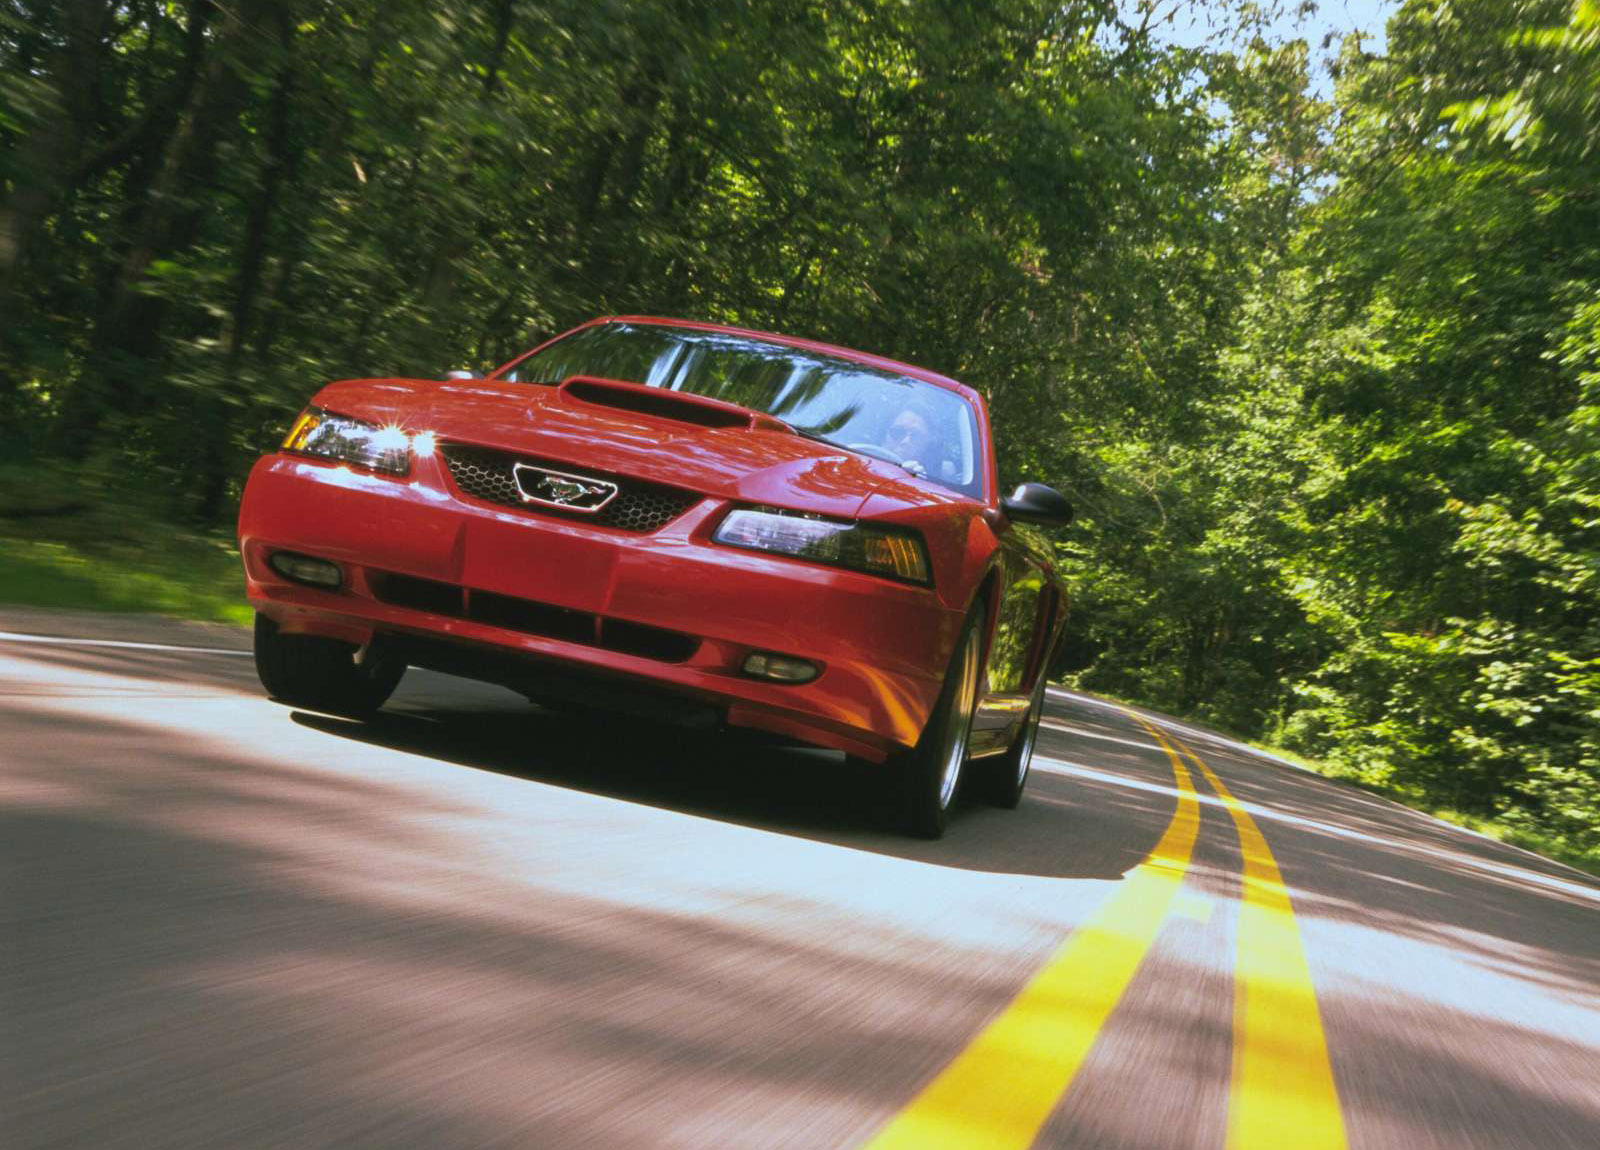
<box><xmin>282</xmin><ymin>407</ymin><xmax>414</xmax><ymax>475</ymax></box>
<box><xmin>713</xmin><ymin>507</ymin><xmax>932</xmax><ymax>585</ymax></box>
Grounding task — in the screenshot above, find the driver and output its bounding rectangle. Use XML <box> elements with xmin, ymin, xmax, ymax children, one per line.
<box><xmin>882</xmin><ymin>404</ymin><xmax>937</xmax><ymax>476</ymax></box>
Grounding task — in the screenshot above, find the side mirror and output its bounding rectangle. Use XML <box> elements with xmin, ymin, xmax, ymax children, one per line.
<box><xmin>444</xmin><ymin>369</ymin><xmax>478</xmax><ymax>380</ymax></box>
<box><xmin>1001</xmin><ymin>482</ymin><xmax>1073</xmax><ymax>527</ymax></box>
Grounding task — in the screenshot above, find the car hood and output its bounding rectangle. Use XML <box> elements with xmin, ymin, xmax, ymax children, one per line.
<box><xmin>312</xmin><ymin>376</ymin><xmax>954</xmax><ymax>520</ymax></box>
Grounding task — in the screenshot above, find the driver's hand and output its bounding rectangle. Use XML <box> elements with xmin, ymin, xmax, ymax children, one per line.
<box><xmin>900</xmin><ymin>458</ymin><xmax>927</xmax><ymax>478</ymax></box>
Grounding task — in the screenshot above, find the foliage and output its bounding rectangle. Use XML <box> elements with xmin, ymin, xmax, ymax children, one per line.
<box><xmin>1232</xmin><ymin>0</ymin><xmax>1600</xmax><ymax>863</ymax></box>
<box><xmin>2</xmin><ymin>0</ymin><xmax>1597</xmax><ymax>861</ymax></box>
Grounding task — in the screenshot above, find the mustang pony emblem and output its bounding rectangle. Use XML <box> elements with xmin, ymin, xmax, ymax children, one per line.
<box><xmin>511</xmin><ymin>463</ymin><xmax>618</xmax><ymax>512</ymax></box>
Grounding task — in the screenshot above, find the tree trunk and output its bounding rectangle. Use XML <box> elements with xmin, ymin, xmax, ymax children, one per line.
<box><xmin>410</xmin><ymin>0</ymin><xmax>521</xmax><ymax>351</ymax></box>
<box><xmin>53</xmin><ymin>0</ymin><xmax>265</xmax><ymax>454</ymax></box>
<box><xmin>0</xmin><ymin>0</ymin><xmax>115</xmax><ymax>325</ymax></box>
<box><xmin>195</xmin><ymin>8</ymin><xmax>300</xmax><ymax>521</ymax></box>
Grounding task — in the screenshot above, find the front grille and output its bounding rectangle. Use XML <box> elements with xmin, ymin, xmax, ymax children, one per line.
<box><xmin>438</xmin><ymin>444</ymin><xmax>699</xmax><ymax>532</ymax></box>
<box><xmin>369</xmin><ymin>571</ymin><xmax>700</xmax><ymax>664</ymax></box>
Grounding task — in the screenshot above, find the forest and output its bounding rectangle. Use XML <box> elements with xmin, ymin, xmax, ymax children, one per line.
<box><xmin>2</xmin><ymin>0</ymin><xmax>1597</xmax><ymax>868</ymax></box>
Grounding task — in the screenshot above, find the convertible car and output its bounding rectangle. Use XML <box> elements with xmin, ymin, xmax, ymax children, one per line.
<box><xmin>237</xmin><ymin>316</ymin><xmax>1071</xmax><ymax>836</ymax></box>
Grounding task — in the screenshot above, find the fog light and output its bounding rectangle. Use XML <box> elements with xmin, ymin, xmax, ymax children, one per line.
<box><xmin>269</xmin><ymin>551</ymin><xmax>343</xmax><ymax>589</ymax></box>
<box><xmin>742</xmin><ymin>652</ymin><xmax>819</xmax><ymax>683</ymax></box>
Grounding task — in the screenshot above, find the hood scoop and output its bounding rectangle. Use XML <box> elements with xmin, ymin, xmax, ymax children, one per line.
<box><xmin>558</xmin><ymin>375</ymin><xmax>791</xmax><ymax>433</ymax></box>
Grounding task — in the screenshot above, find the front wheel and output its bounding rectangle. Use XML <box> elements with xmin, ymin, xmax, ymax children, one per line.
<box><xmin>253</xmin><ymin>613</ymin><xmax>406</xmax><ymax>718</ymax></box>
<box><xmin>896</xmin><ymin>610</ymin><xmax>984</xmax><ymax>839</ymax></box>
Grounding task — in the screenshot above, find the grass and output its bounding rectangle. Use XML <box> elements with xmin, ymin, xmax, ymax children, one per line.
<box><xmin>0</xmin><ymin>459</ymin><xmax>251</xmax><ymax>627</ymax></box>
<box><xmin>1420</xmin><ymin>808</ymin><xmax>1600</xmax><ymax>877</ymax></box>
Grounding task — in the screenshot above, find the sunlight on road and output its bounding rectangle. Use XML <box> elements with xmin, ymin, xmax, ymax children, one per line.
<box><xmin>5</xmin><ymin>630</ymin><xmax>1599</xmax><ymax>1149</ymax></box>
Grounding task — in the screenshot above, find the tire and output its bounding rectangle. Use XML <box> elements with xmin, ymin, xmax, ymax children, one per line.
<box><xmin>896</xmin><ymin>608</ymin><xmax>984</xmax><ymax>839</ymax></box>
<box><xmin>979</xmin><ymin>672</ymin><xmax>1047</xmax><ymax>809</ymax></box>
<box><xmin>253</xmin><ymin>613</ymin><xmax>405</xmax><ymax>718</ymax></box>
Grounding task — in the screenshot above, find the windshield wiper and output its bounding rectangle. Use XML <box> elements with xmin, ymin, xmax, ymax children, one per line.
<box><xmin>780</xmin><ymin>423</ymin><xmax>926</xmax><ymax>476</ymax></box>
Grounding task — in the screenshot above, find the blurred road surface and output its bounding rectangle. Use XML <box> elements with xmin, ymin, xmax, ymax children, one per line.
<box><xmin>3</xmin><ymin>606</ymin><xmax>1598</xmax><ymax>1149</ymax></box>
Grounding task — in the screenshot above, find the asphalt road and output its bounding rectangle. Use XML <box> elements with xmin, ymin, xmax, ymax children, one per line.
<box><xmin>4</xmin><ymin>606</ymin><xmax>1599</xmax><ymax>1150</ymax></box>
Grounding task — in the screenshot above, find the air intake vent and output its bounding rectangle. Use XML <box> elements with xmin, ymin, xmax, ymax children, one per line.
<box><xmin>370</xmin><ymin>572</ymin><xmax>700</xmax><ymax>663</ymax></box>
<box><xmin>562</xmin><ymin>376</ymin><xmax>754</xmax><ymax>429</ymax></box>
<box><xmin>371</xmin><ymin>573</ymin><xmax>464</xmax><ymax>617</ymax></box>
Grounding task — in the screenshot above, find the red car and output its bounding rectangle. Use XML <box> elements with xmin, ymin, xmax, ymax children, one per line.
<box><xmin>238</xmin><ymin>316</ymin><xmax>1071</xmax><ymax>836</ymax></box>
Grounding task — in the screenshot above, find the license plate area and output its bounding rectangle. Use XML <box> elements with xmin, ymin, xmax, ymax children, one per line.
<box><xmin>461</xmin><ymin>517</ymin><xmax>617</xmax><ymax>614</ymax></box>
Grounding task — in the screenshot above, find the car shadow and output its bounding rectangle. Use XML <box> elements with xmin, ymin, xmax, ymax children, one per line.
<box><xmin>290</xmin><ymin>693</ymin><xmax>1169</xmax><ymax>882</ymax></box>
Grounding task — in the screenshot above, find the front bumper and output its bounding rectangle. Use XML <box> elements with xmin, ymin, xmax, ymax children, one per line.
<box><xmin>237</xmin><ymin>453</ymin><xmax>960</xmax><ymax>761</ymax></box>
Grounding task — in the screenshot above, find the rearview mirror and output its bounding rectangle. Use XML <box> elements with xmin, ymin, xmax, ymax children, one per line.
<box><xmin>1001</xmin><ymin>482</ymin><xmax>1073</xmax><ymax>527</ymax></box>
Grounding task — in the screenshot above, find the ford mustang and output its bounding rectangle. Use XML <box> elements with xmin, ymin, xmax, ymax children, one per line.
<box><xmin>237</xmin><ymin>316</ymin><xmax>1072</xmax><ymax>836</ymax></box>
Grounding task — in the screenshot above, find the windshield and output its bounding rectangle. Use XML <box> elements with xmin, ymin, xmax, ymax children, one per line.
<box><xmin>503</xmin><ymin>322</ymin><xmax>983</xmax><ymax>497</ymax></box>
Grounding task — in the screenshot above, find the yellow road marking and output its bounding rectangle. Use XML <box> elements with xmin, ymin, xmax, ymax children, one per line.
<box><xmin>1172</xmin><ymin>737</ymin><xmax>1347</xmax><ymax>1150</ymax></box>
<box><xmin>862</xmin><ymin>718</ymin><xmax>1200</xmax><ymax>1150</ymax></box>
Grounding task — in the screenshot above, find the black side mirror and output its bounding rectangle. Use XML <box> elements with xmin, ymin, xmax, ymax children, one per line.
<box><xmin>1001</xmin><ymin>482</ymin><xmax>1073</xmax><ymax>527</ymax></box>
<box><xmin>444</xmin><ymin>369</ymin><xmax>478</xmax><ymax>380</ymax></box>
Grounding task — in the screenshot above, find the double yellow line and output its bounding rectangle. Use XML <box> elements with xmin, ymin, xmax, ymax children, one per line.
<box><xmin>1194</xmin><ymin>742</ymin><xmax>1346</xmax><ymax>1150</ymax></box>
<box><xmin>863</xmin><ymin>714</ymin><xmax>1345</xmax><ymax>1150</ymax></box>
